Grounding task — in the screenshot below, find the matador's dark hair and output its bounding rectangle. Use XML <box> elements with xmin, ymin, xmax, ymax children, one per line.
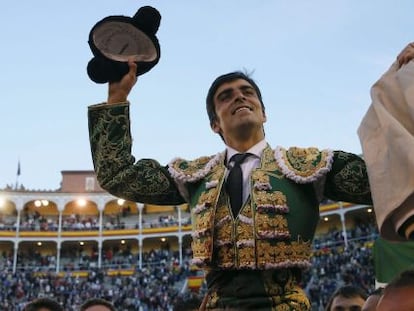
<box><xmin>324</xmin><ymin>285</ymin><xmax>368</xmax><ymax>311</ymax></box>
<box><xmin>80</xmin><ymin>298</ymin><xmax>116</xmax><ymax>311</ymax></box>
<box><xmin>23</xmin><ymin>298</ymin><xmax>63</xmax><ymax>311</ymax></box>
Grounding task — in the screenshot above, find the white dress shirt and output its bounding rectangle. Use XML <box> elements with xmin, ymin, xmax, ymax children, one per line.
<box><xmin>226</xmin><ymin>139</ymin><xmax>267</xmax><ymax>204</ymax></box>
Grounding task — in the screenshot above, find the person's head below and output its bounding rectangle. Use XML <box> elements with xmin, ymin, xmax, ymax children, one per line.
<box><xmin>173</xmin><ymin>295</ymin><xmax>202</xmax><ymax>311</ymax></box>
<box><xmin>23</xmin><ymin>298</ymin><xmax>63</xmax><ymax>311</ymax></box>
<box><xmin>80</xmin><ymin>298</ymin><xmax>116</xmax><ymax>311</ymax></box>
<box><xmin>376</xmin><ymin>269</ymin><xmax>414</xmax><ymax>311</ymax></box>
<box><xmin>206</xmin><ymin>71</ymin><xmax>267</xmax><ymax>150</ymax></box>
<box><xmin>325</xmin><ymin>285</ymin><xmax>368</xmax><ymax>311</ymax></box>
<box><xmin>361</xmin><ymin>287</ymin><xmax>384</xmax><ymax>311</ymax></box>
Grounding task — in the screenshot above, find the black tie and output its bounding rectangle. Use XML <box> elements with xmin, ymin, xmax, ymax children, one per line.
<box><xmin>226</xmin><ymin>153</ymin><xmax>250</xmax><ymax>216</ymax></box>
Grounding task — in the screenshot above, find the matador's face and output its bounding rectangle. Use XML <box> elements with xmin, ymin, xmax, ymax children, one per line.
<box><xmin>211</xmin><ymin>78</ymin><xmax>266</xmax><ymax>144</ymax></box>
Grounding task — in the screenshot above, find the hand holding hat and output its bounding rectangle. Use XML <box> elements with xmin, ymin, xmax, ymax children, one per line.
<box><xmin>87</xmin><ymin>6</ymin><xmax>161</xmax><ymax>83</ymax></box>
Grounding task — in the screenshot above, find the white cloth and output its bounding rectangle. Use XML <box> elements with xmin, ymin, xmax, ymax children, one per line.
<box><xmin>358</xmin><ymin>60</ymin><xmax>414</xmax><ymax>241</ymax></box>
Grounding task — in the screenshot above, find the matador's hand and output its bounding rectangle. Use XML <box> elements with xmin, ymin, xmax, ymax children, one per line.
<box><xmin>397</xmin><ymin>42</ymin><xmax>414</xmax><ymax>68</ymax></box>
<box><xmin>108</xmin><ymin>60</ymin><xmax>138</xmax><ymax>104</ymax></box>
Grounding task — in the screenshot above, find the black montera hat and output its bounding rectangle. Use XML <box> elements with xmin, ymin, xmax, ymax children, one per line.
<box><xmin>87</xmin><ymin>6</ymin><xmax>161</xmax><ymax>83</ymax></box>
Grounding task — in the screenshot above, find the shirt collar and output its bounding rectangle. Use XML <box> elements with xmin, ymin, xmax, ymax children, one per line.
<box><xmin>226</xmin><ymin>139</ymin><xmax>267</xmax><ymax>163</ymax></box>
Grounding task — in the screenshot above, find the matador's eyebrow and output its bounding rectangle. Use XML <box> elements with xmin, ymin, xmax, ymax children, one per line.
<box><xmin>216</xmin><ymin>85</ymin><xmax>255</xmax><ymax>101</ymax></box>
<box><xmin>216</xmin><ymin>88</ymin><xmax>233</xmax><ymax>100</ymax></box>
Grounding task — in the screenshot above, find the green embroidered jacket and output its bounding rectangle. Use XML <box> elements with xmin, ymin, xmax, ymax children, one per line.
<box><xmin>88</xmin><ymin>102</ymin><xmax>372</xmax><ymax>269</ymax></box>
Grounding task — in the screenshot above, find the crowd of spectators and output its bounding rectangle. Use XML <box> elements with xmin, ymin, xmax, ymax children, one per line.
<box><xmin>0</xmin><ymin>211</ymin><xmax>192</xmax><ymax>233</ymax></box>
<box><xmin>0</xmin><ymin>198</ymin><xmax>379</xmax><ymax>310</ymax></box>
<box><xmin>0</xmin><ymin>249</ymin><xmax>193</xmax><ymax>311</ymax></box>
<box><xmin>304</xmin><ymin>222</ymin><xmax>378</xmax><ymax>310</ymax></box>
<box><xmin>0</xmin><ymin>220</ymin><xmax>379</xmax><ymax>310</ymax></box>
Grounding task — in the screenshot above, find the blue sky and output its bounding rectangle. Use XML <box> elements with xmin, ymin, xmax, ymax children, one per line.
<box><xmin>1</xmin><ymin>0</ymin><xmax>413</xmax><ymax>190</ymax></box>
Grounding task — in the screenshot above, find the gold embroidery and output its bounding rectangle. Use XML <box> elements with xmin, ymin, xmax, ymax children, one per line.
<box><xmin>236</xmin><ymin>203</ymin><xmax>255</xmax><ymax>243</ymax></box>
<box><xmin>206</xmin><ymin>291</ymin><xmax>219</xmax><ymax>309</ymax></box>
<box><xmin>262</xmin><ymin>271</ymin><xmax>283</xmax><ymax>296</ymax></box>
<box><xmin>190</xmin><ymin>145</ymin><xmax>314</xmax><ymax>272</ymax></box>
<box><xmin>255</xmin><ymin>191</ymin><xmax>287</xmax><ymax>207</ymax></box>
<box><xmin>237</xmin><ymin>221</ymin><xmax>253</xmax><ymax>240</ymax></box>
<box><xmin>261</xmin><ymin>145</ymin><xmax>279</xmax><ymax>170</ymax></box>
<box><xmin>283</xmin><ymin>287</ymin><xmax>311</xmax><ymax>310</ymax></box>
<box><xmin>274</xmin><ymin>242</ymin><xmax>287</xmax><ymax>261</ymax></box>
<box><xmin>238</xmin><ymin>246</ymin><xmax>255</xmax><ymax>268</ymax></box>
<box><xmin>211</xmin><ymin>193</ymin><xmax>232</xmax><ymax>267</ymax></box>
<box><xmin>215</xmin><ymin>203</ymin><xmax>230</xmax><ymax>220</ymax></box>
<box><xmin>192</xmin><ymin>238</ymin><xmax>212</xmax><ymax>263</ymax></box>
<box><xmin>281</xmin><ymin>147</ymin><xmax>329</xmax><ymax>178</ymax></box>
<box><xmin>210</xmin><ymin>165</ymin><xmax>226</xmax><ymax>182</ymax></box>
<box><xmin>257</xmin><ymin>240</ymin><xmax>275</xmax><ymax>266</ymax></box>
<box><xmin>289</xmin><ymin>241</ymin><xmax>312</xmax><ymax>262</ymax></box>
<box><xmin>253</xmin><ymin>171</ymin><xmax>271</xmax><ymax>184</ymax></box>
<box><xmin>173</xmin><ymin>156</ymin><xmax>214</xmax><ymax>175</ymax></box>
<box><xmin>241</xmin><ymin>204</ymin><xmax>253</xmax><ymax>219</ymax></box>
<box><xmin>89</xmin><ymin>106</ymin><xmax>185</xmax><ymax>203</ymax></box>
<box><xmin>216</xmin><ymin>245</ymin><xmax>235</xmax><ymax>269</ymax></box>
<box><xmin>265</xmin><ymin>269</ymin><xmax>312</xmax><ymax>310</ymax></box>
<box><xmin>194</xmin><ymin>210</ymin><xmax>214</xmax><ymax>232</ymax></box>
<box><xmin>256</xmin><ymin>240</ymin><xmax>311</xmax><ymax>269</ymax></box>
<box><xmin>198</xmin><ymin>190</ymin><xmax>217</xmax><ymax>206</ymax></box>
<box><xmin>256</xmin><ymin>214</ymin><xmax>289</xmax><ymax>238</ymax></box>
<box><xmin>215</xmin><ymin>222</ymin><xmax>232</xmax><ymax>241</ymax></box>
<box><xmin>332</xmin><ymin>152</ymin><xmax>371</xmax><ymax>198</ymax></box>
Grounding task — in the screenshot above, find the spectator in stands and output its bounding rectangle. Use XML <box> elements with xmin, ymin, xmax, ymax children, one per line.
<box><xmin>80</xmin><ymin>298</ymin><xmax>116</xmax><ymax>311</ymax></box>
<box><xmin>362</xmin><ymin>287</ymin><xmax>384</xmax><ymax>311</ymax></box>
<box><xmin>23</xmin><ymin>297</ymin><xmax>63</xmax><ymax>311</ymax></box>
<box><xmin>376</xmin><ymin>269</ymin><xmax>414</xmax><ymax>311</ymax></box>
<box><xmin>325</xmin><ymin>285</ymin><xmax>367</xmax><ymax>311</ymax></box>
